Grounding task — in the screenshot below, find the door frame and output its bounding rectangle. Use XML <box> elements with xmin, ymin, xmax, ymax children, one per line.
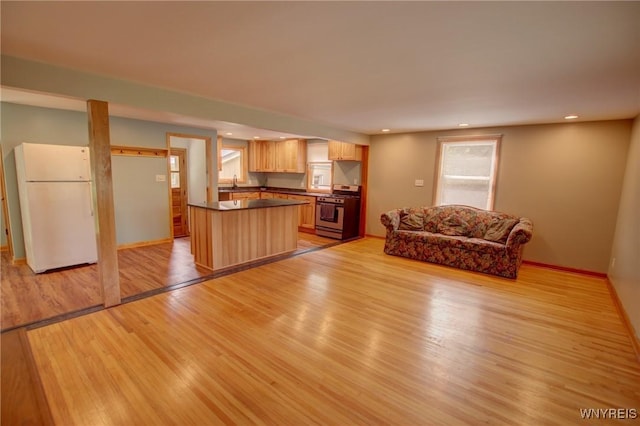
<box><xmin>165</xmin><ymin>132</ymin><xmax>213</xmax><ymax>240</ymax></box>
<box><xmin>0</xmin><ymin>146</ymin><xmax>14</xmax><ymax>260</ymax></box>
<box><xmin>169</xmin><ymin>148</ymin><xmax>189</xmax><ymax>238</ymax></box>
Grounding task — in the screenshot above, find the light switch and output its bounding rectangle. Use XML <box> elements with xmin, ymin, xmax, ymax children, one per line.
<box><xmin>156</xmin><ymin>174</ymin><xmax>166</xmax><ymax>182</ymax></box>
<box><xmin>415</xmin><ymin>179</ymin><xmax>424</xmax><ymax>187</ymax></box>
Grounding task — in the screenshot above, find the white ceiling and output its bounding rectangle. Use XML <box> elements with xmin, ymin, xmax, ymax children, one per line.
<box><xmin>1</xmin><ymin>1</ymin><xmax>639</xmax><ymax>139</ymax></box>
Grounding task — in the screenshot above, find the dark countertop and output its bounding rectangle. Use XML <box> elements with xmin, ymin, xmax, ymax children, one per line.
<box><xmin>218</xmin><ymin>187</ymin><xmax>329</xmax><ymax>198</ymax></box>
<box><xmin>189</xmin><ymin>198</ymin><xmax>309</xmax><ymax>211</ymax></box>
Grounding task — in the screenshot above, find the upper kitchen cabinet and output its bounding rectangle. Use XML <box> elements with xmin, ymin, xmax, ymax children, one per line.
<box><xmin>276</xmin><ymin>139</ymin><xmax>307</xmax><ymax>173</ymax></box>
<box><xmin>248</xmin><ymin>140</ymin><xmax>274</xmax><ymax>172</ymax></box>
<box><xmin>328</xmin><ymin>140</ymin><xmax>362</xmax><ymax>161</ymax></box>
<box><xmin>249</xmin><ymin>139</ymin><xmax>306</xmax><ymax>173</ymax></box>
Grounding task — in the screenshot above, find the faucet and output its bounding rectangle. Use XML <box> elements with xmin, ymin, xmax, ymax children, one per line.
<box><xmin>232</xmin><ymin>174</ymin><xmax>238</xmax><ymax>189</ymax></box>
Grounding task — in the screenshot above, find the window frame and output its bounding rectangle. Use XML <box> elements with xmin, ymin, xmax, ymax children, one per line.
<box><xmin>306</xmin><ymin>161</ymin><xmax>333</xmax><ymax>193</ymax></box>
<box><xmin>433</xmin><ymin>134</ymin><xmax>502</xmax><ymax>210</ymax></box>
<box><xmin>218</xmin><ymin>145</ymin><xmax>248</xmax><ymax>184</ymax></box>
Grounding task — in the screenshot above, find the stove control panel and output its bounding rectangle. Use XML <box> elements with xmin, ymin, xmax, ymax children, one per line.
<box><xmin>318</xmin><ymin>197</ymin><xmax>345</xmax><ymax>204</ymax></box>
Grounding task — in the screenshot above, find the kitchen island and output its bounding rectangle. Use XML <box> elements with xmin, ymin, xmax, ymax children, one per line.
<box><xmin>188</xmin><ymin>198</ymin><xmax>308</xmax><ymax>271</ymax></box>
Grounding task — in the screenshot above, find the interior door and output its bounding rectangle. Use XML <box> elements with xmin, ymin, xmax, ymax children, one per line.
<box><xmin>170</xmin><ymin>148</ymin><xmax>188</xmax><ymax>238</ymax></box>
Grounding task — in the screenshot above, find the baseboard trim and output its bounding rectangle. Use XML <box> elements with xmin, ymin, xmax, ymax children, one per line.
<box><xmin>364</xmin><ymin>233</ymin><xmax>385</xmax><ymax>240</ymax></box>
<box><xmin>117</xmin><ymin>238</ymin><xmax>173</xmax><ymax>250</ymax></box>
<box><xmin>605</xmin><ymin>279</ymin><xmax>640</xmax><ymax>363</ymax></box>
<box><xmin>12</xmin><ymin>257</ymin><xmax>27</xmax><ymax>266</ymax></box>
<box><xmin>298</xmin><ymin>227</ymin><xmax>316</xmax><ymax>235</ymax></box>
<box><xmin>0</xmin><ymin>245</ymin><xmax>8</xmax><ymax>252</ymax></box>
<box><xmin>522</xmin><ymin>260</ymin><xmax>606</xmax><ymax>278</ymax></box>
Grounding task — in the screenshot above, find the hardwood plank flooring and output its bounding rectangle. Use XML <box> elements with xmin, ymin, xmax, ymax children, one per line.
<box><xmin>0</xmin><ymin>329</ymin><xmax>53</xmax><ymax>426</ymax></box>
<box><xmin>24</xmin><ymin>238</ymin><xmax>640</xmax><ymax>425</ymax></box>
<box><xmin>1</xmin><ymin>234</ymin><xmax>335</xmax><ymax>330</ymax></box>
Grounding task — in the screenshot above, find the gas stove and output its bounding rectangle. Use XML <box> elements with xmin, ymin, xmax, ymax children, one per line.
<box><xmin>330</xmin><ymin>184</ymin><xmax>361</xmax><ymax>198</ymax></box>
<box><xmin>316</xmin><ymin>184</ymin><xmax>361</xmax><ymax>239</ymax></box>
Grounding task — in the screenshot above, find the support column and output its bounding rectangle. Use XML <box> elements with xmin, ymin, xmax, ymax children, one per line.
<box><xmin>87</xmin><ymin>100</ymin><xmax>121</xmax><ymax>307</ymax></box>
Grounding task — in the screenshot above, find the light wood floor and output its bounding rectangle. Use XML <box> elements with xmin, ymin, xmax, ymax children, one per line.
<box><xmin>1</xmin><ymin>233</ymin><xmax>335</xmax><ymax>330</ymax></box>
<box><xmin>22</xmin><ymin>237</ymin><xmax>640</xmax><ymax>425</ymax></box>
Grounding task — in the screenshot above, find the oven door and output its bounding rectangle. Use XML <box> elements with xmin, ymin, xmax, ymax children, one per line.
<box><xmin>316</xmin><ymin>203</ymin><xmax>344</xmax><ymax>230</ymax></box>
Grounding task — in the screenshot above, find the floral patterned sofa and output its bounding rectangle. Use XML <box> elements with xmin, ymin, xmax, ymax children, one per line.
<box><xmin>380</xmin><ymin>205</ymin><xmax>533</xmax><ymax>278</ymax></box>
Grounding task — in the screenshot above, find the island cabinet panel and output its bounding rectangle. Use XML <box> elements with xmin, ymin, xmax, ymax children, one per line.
<box><xmin>189</xmin><ymin>207</ymin><xmax>213</xmax><ymax>269</ymax></box>
<box><xmin>189</xmin><ymin>200</ymin><xmax>302</xmax><ymax>272</ymax></box>
<box><xmin>211</xmin><ymin>207</ymin><xmax>297</xmax><ymax>269</ymax></box>
<box><xmin>328</xmin><ymin>140</ymin><xmax>362</xmax><ymax>161</ymax></box>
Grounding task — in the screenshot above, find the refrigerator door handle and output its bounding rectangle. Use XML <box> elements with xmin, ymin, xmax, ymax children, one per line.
<box><xmin>88</xmin><ymin>182</ymin><xmax>94</xmax><ymax>217</ymax></box>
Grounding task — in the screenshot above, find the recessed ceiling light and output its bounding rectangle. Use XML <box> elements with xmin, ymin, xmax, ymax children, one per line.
<box><xmin>225</xmin><ymin>132</ymin><xmax>233</xmax><ymax>136</ymax></box>
<box><xmin>280</xmin><ymin>136</ymin><xmax>286</xmax><ymax>139</ymax></box>
<box><xmin>458</xmin><ymin>123</ymin><xmax>469</xmax><ymax>127</ymax></box>
<box><xmin>564</xmin><ymin>115</ymin><xmax>579</xmax><ymax>120</ymax></box>
<box><xmin>253</xmin><ymin>136</ymin><xmax>260</xmax><ymax>139</ymax></box>
<box><xmin>381</xmin><ymin>129</ymin><xmax>390</xmax><ymax>132</ymax></box>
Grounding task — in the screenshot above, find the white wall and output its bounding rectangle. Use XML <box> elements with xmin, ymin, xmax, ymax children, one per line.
<box><xmin>1</xmin><ymin>102</ymin><xmax>217</xmax><ymax>256</ymax></box>
<box><xmin>2</xmin><ymin>55</ymin><xmax>369</xmax><ymax>145</ymax></box>
<box><xmin>609</xmin><ymin>115</ymin><xmax>640</xmax><ymax>339</ymax></box>
<box><xmin>169</xmin><ymin>136</ymin><xmax>207</xmax><ymax>204</ymax></box>
<box><xmin>307</xmin><ymin>139</ymin><xmax>329</xmax><ymax>162</ymax></box>
<box><xmin>112</xmin><ymin>155</ymin><xmax>169</xmax><ymax>245</ymax></box>
<box><xmin>367</xmin><ymin>120</ymin><xmax>632</xmax><ymax>273</ymax></box>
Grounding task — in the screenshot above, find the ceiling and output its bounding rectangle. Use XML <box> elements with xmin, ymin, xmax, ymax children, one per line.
<box><xmin>1</xmin><ymin>1</ymin><xmax>639</xmax><ymax>139</ymax></box>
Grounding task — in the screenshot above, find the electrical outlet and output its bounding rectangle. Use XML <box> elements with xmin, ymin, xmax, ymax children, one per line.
<box><xmin>155</xmin><ymin>174</ymin><xmax>166</xmax><ymax>182</ymax></box>
<box><xmin>611</xmin><ymin>257</ymin><xmax>616</xmax><ymax>268</ymax></box>
<box><xmin>415</xmin><ymin>179</ymin><xmax>424</xmax><ymax>187</ymax></box>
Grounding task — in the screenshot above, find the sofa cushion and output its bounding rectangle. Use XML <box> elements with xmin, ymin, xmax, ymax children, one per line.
<box><xmin>398</xmin><ymin>211</ymin><xmax>425</xmax><ymax>231</ymax></box>
<box><xmin>484</xmin><ymin>218</ymin><xmax>518</xmax><ymax>244</ymax></box>
<box><xmin>437</xmin><ymin>215</ymin><xmax>471</xmax><ymax>236</ymax></box>
<box><xmin>423</xmin><ymin>209</ymin><xmax>440</xmax><ymax>232</ymax></box>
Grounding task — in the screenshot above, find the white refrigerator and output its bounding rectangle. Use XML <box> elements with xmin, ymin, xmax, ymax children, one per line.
<box><xmin>15</xmin><ymin>143</ymin><xmax>98</xmax><ymax>273</ymax></box>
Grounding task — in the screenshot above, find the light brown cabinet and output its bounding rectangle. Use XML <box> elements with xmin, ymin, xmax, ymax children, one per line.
<box><xmin>248</xmin><ymin>140</ymin><xmax>274</xmax><ymax>172</ymax></box>
<box><xmin>286</xmin><ymin>194</ymin><xmax>316</xmax><ymax>230</ymax></box>
<box><xmin>276</xmin><ymin>139</ymin><xmax>307</xmax><ymax>172</ymax></box>
<box><xmin>249</xmin><ymin>139</ymin><xmax>307</xmax><ymax>173</ymax></box>
<box><xmin>231</xmin><ymin>191</ymin><xmax>260</xmax><ymax>200</ymax></box>
<box><xmin>220</xmin><ymin>190</ymin><xmax>316</xmax><ymax>230</ymax></box>
<box><xmin>328</xmin><ymin>140</ymin><xmax>362</xmax><ymax>161</ymax></box>
<box><xmin>219</xmin><ymin>191</ymin><xmax>261</xmax><ymax>201</ymax></box>
<box><xmin>260</xmin><ymin>191</ymin><xmax>275</xmax><ymax>199</ymax></box>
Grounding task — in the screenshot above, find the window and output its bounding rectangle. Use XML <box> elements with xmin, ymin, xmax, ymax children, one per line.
<box><xmin>169</xmin><ymin>155</ymin><xmax>181</xmax><ymax>188</ymax></box>
<box><xmin>218</xmin><ymin>146</ymin><xmax>247</xmax><ymax>184</ymax></box>
<box><xmin>434</xmin><ymin>135</ymin><xmax>501</xmax><ymax>210</ymax></box>
<box><xmin>307</xmin><ymin>162</ymin><xmax>333</xmax><ymax>193</ymax></box>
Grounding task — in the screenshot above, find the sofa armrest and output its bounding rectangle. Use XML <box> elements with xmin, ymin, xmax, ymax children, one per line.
<box><xmin>380</xmin><ymin>209</ymin><xmax>401</xmax><ymax>232</ymax></box>
<box><xmin>506</xmin><ymin>217</ymin><xmax>533</xmax><ymax>248</ymax></box>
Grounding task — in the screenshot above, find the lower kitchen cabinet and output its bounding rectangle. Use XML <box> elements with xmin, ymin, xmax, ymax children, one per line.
<box><xmin>260</xmin><ymin>192</ymin><xmax>275</xmax><ymax>199</ymax></box>
<box><xmin>219</xmin><ymin>191</ymin><xmax>261</xmax><ymax>201</ymax></box>
<box><xmin>287</xmin><ymin>194</ymin><xmax>316</xmax><ymax>230</ymax></box>
<box><xmin>220</xmin><ymin>190</ymin><xmax>316</xmax><ymax>230</ymax></box>
<box><xmin>231</xmin><ymin>191</ymin><xmax>260</xmax><ymax>200</ymax></box>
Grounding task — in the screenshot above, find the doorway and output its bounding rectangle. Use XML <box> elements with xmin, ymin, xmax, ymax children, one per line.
<box><xmin>169</xmin><ymin>148</ymin><xmax>188</xmax><ymax>237</ymax></box>
<box><xmin>0</xmin><ymin>146</ymin><xmax>14</xmax><ymax>260</ymax></box>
